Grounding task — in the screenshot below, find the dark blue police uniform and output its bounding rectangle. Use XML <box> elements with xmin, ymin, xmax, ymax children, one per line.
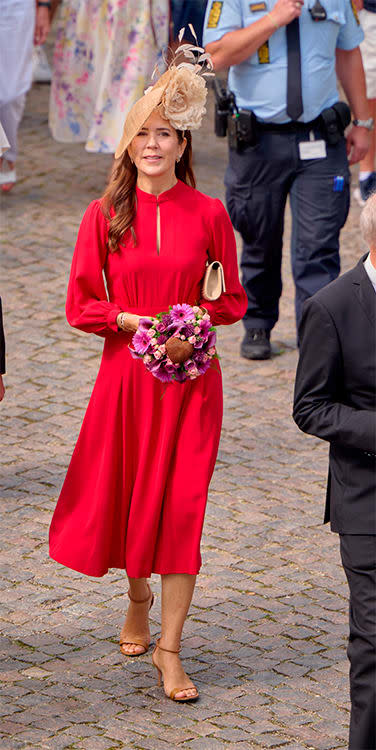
<box><xmin>203</xmin><ymin>0</ymin><xmax>363</xmax><ymax>352</ymax></box>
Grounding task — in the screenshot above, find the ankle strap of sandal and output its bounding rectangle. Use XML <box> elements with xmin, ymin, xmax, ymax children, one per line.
<box><xmin>127</xmin><ymin>584</ymin><xmax>151</xmax><ymax>604</ymax></box>
<box><xmin>156</xmin><ymin>638</ymin><xmax>181</xmax><ymax>654</ymax></box>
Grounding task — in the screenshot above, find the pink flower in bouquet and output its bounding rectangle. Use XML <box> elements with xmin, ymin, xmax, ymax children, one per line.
<box><xmin>132</xmin><ymin>328</ymin><xmax>153</xmax><ymax>355</ymax></box>
<box><xmin>208</xmin><ymin>347</ymin><xmax>216</xmax><ymax>356</ymax></box>
<box><xmin>185</xmin><ymin>360</ymin><xmax>199</xmax><ymax>378</ymax></box>
<box><xmin>170</xmin><ymin>304</ymin><xmax>193</xmax><ymax>326</ymax></box>
<box><xmin>192</xmin><ymin>306</ymin><xmax>200</xmax><ymax>314</ymax></box>
<box><xmin>188</xmin><ymin>336</ymin><xmax>196</xmax><ymax>344</ymax></box>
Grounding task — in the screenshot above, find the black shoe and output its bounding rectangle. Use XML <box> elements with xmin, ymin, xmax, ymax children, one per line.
<box><xmin>241</xmin><ymin>329</ymin><xmax>271</xmax><ymax>360</ymax></box>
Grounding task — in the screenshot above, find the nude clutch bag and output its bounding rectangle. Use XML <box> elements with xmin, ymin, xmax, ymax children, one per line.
<box><xmin>202</xmin><ymin>261</ymin><xmax>226</xmax><ymax>302</ymax></box>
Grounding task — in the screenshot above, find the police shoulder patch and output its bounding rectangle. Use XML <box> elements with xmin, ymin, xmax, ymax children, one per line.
<box><xmin>207</xmin><ymin>1</ymin><xmax>224</xmax><ymax>28</ymax></box>
<box><xmin>350</xmin><ymin>0</ymin><xmax>360</xmax><ymax>24</ymax></box>
<box><xmin>250</xmin><ymin>2</ymin><xmax>267</xmax><ymax>11</ymax></box>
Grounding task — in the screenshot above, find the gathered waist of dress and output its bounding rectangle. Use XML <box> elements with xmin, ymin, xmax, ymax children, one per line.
<box><xmin>120</xmin><ymin>301</ymin><xmax>199</xmax><ymax>317</ymax></box>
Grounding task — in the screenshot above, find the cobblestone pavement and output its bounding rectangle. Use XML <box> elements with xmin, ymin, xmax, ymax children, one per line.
<box><xmin>0</xmin><ymin>63</ymin><xmax>366</xmax><ymax>750</ymax></box>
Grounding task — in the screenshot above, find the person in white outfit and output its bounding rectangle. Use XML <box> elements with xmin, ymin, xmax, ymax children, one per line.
<box><xmin>0</xmin><ymin>0</ymin><xmax>50</xmax><ymax>192</ymax></box>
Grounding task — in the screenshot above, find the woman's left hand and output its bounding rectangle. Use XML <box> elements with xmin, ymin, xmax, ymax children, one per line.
<box><xmin>34</xmin><ymin>7</ymin><xmax>51</xmax><ymax>45</ymax></box>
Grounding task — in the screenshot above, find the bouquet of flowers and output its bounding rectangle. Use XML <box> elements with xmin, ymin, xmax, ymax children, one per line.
<box><xmin>129</xmin><ymin>304</ymin><xmax>217</xmax><ymax>383</ymax></box>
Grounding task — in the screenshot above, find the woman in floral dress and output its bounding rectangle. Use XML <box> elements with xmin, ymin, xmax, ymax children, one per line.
<box><xmin>49</xmin><ymin>0</ymin><xmax>169</xmax><ymax>153</ymax></box>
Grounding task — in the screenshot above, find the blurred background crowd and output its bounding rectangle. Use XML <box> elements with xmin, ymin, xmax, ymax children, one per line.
<box><xmin>0</xmin><ymin>0</ymin><xmax>373</xmax><ymax>196</ymax></box>
<box><xmin>0</xmin><ymin>0</ymin><xmax>209</xmax><ymax>192</ymax></box>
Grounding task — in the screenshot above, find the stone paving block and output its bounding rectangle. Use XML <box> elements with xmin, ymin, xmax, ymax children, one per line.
<box><xmin>182</xmin><ymin>739</ymin><xmax>230</xmax><ymax>750</ymax></box>
<box><xmin>128</xmin><ymin>737</ymin><xmax>172</xmax><ymax>750</ymax></box>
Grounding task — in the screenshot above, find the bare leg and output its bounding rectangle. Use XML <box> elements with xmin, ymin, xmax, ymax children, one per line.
<box><xmin>153</xmin><ymin>573</ymin><xmax>198</xmax><ymax>700</ymax></box>
<box><xmin>120</xmin><ymin>576</ymin><xmax>153</xmax><ymax>656</ymax></box>
<box><xmin>359</xmin><ymin>99</ymin><xmax>376</xmax><ymax>173</ymax></box>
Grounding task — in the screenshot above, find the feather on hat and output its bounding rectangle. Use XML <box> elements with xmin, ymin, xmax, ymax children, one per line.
<box><xmin>115</xmin><ymin>26</ymin><xmax>213</xmax><ymax>160</ymax></box>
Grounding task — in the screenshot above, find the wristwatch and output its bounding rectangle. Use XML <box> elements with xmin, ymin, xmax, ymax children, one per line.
<box><xmin>37</xmin><ymin>1</ymin><xmax>51</xmax><ymax>7</ymax></box>
<box><xmin>352</xmin><ymin>118</ymin><xmax>374</xmax><ymax>130</ymax></box>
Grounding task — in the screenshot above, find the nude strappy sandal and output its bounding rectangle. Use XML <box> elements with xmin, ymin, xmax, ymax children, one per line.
<box><xmin>119</xmin><ymin>584</ymin><xmax>154</xmax><ymax>657</ymax></box>
<box><xmin>152</xmin><ymin>639</ymin><xmax>199</xmax><ymax>702</ymax></box>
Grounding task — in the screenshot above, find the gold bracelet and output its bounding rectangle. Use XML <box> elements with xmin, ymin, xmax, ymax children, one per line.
<box><xmin>267</xmin><ymin>12</ymin><xmax>279</xmax><ymax>30</ymax></box>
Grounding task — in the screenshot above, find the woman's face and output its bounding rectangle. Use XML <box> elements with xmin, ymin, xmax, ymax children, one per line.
<box><xmin>128</xmin><ymin>111</ymin><xmax>186</xmax><ymax>179</ymax></box>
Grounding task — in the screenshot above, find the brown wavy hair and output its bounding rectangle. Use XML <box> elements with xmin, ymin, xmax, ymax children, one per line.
<box><xmin>102</xmin><ymin>130</ymin><xmax>195</xmax><ymax>252</ymax></box>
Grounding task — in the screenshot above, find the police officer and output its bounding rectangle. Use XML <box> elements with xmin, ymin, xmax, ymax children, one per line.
<box><xmin>204</xmin><ymin>0</ymin><xmax>372</xmax><ymax>359</ymax></box>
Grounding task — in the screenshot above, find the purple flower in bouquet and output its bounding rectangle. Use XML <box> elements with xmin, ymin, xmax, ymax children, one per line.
<box><xmin>207</xmin><ymin>330</ymin><xmax>216</xmax><ymax>349</ymax></box>
<box><xmin>173</xmin><ymin>368</ymin><xmax>189</xmax><ymax>383</ymax></box>
<box><xmin>181</xmin><ymin>323</ymin><xmax>195</xmax><ymax>338</ymax></box>
<box><xmin>161</xmin><ymin>312</ymin><xmax>173</xmax><ymax>326</ymax></box>
<box><xmin>138</xmin><ymin>317</ymin><xmax>154</xmax><ymax>332</ymax></box>
<box><xmin>199</xmin><ymin>317</ymin><xmax>211</xmax><ymax>337</ymax></box>
<box><xmin>193</xmin><ymin>350</ymin><xmax>212</xmax><ymax>376</ymax></box>
<box><xmin>132</xmin><ymin>328</ymin><xmax>152</xmax><ymax>355</ymax></box>
<box><xmin>170</xmin><ymin>304</ymin><xmax>194</xmax><ymax>327</ymax></box>
<box><xmin>148</xmin><ymin>357</ymin><xmax>177</xmax><ymax>382</ymax></box>
<box><xmin>194</xmin><ymin>326</ymin><xmax>216</xmax><ymax>350</ymax></box>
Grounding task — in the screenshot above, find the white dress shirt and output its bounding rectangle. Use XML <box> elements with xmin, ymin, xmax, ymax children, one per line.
<box><xmin>364</xmin><ymin>253</ymin><xmax>376</xmax><ymax>293</ymax></box>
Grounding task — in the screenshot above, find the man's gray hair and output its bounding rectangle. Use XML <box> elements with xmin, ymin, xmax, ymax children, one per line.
<box><xmin>360</xmin><ymin>192</ymin><xmax>376</xmax><ymax>248</ymax></box>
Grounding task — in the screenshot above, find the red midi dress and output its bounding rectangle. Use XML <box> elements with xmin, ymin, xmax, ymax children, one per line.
<box><xmin>49</xmin><ymin>180</ymin><xmax>247</xmax><ymax>578</ymax></box>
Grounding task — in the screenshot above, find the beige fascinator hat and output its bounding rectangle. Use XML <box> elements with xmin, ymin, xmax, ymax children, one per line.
<box><xmin>115</xmin><ymin>26</ymin><xmax>214</xmax><ymax>160</ymax></box>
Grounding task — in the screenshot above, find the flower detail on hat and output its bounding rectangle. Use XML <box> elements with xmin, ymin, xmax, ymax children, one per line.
<box><xmin>159</xmin><ymin>68</ymin><xmax>207</xmax><ymax>131</ymax></box>
<box><xmin>115</xmin><ymin>25</ymin><xmax>213</xmax><ymax>159</ymax></box>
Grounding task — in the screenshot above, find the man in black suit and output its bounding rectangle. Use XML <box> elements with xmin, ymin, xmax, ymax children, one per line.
<box><xmin>293</xmin><ymin>194</ymin><xmax>376</xmax><ymax>750</ymax></box>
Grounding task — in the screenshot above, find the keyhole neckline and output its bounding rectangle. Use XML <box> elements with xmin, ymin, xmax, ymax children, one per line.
<box><xmin>136</xmin><ymin>179</ymin><xmax>182</xmax><ymax>204</ymax></box>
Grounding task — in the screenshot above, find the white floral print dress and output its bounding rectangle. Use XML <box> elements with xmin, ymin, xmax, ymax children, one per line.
<box><xmin>49</xmin><ymin>0</ymin><xmax>169</xmax><ymax>153</ymax></box>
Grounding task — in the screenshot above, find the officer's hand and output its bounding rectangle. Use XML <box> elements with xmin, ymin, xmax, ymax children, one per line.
<box><xmin>346</xmin><ymin>126</ymin><xmax>371</xmax><ymax>165</ymax></box>
<box><xmin>271</xmin><ymin>0</ymin><xmax>304</xmax><ymax>27</ymax></box>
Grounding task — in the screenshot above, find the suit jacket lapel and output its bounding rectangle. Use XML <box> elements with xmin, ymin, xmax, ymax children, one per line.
<box><xmin>353</xmin><ymin>255</ymin><xmax>376</xmax><ymax>327</ymax></box>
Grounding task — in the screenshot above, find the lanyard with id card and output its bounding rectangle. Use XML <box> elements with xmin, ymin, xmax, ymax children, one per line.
<box><xmin>299</xmin><ymin>130</ymin><xmax>327</xmax><ymax>160</ymax></box>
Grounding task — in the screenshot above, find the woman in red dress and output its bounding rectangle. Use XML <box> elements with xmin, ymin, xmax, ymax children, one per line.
<box><xmin>49</xmin><ymin>43</ymin><xmax>247</xmax><ymax>702</ymax></box>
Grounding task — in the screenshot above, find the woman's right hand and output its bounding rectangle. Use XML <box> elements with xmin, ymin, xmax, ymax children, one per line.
<box><xmin>117</xmin><ymin>312</ymin><xmax>152</xmax><ymax>333</ymax></box>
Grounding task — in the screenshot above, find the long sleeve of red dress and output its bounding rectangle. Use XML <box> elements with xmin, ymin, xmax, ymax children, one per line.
<box><xmin>198</xmin><ymin>198</ymin><xmax>247</xmax><ymax>325</ymax></box>
<box><xmin>66</xmin><ymin>201</ymin><xmax>122</xmax><ymax>337</ymax></box>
